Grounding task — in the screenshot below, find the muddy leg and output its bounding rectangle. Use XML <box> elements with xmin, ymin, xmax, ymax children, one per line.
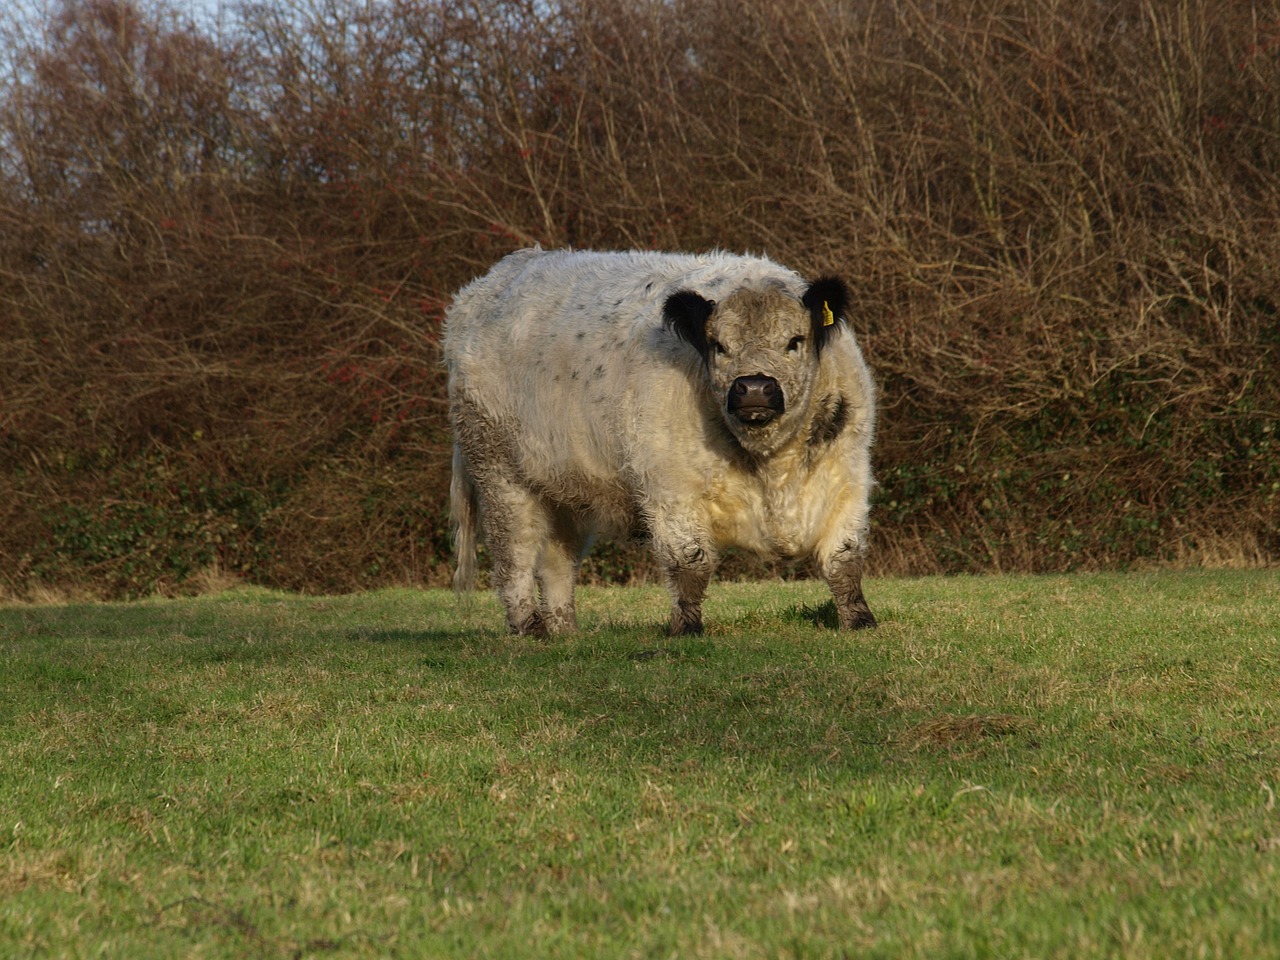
<box><xmin>480</xmin><ymin>481</ymin><xmax>551</xmax><ymax>637</ymax></box>
<box><xmin>656</xmin><ymin>538</ymin><xmax>714</xmax><ymax>636</ymax></box>
<box><xmin>825</xmin><ymin>541</ymin><xmax>877</xmax><ymax>630</ymax></box>
<box><xmin>536</xmin><ymin>512</ymin><xmax>582</xmax><ymax>634</ymax></box>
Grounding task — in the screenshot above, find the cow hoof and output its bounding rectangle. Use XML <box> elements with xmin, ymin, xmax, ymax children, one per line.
<box><xmin>544</xmin><ymin>607</ymin><xmax>578</xmax><ymax>634</ymax></box>
<box><xmin>668</xmin><ymin>619</ymin><xmax>704</xmax><ymax>637</ymax></box>
<box><xmin>840</xmin><ymin>607</ymin><xmax>878</xmax><ymax>630</ymax></box>
<box><xmin>511</xmin><ymin>610</ymin><xmax>550</xmax><ymax>638</ymax></box>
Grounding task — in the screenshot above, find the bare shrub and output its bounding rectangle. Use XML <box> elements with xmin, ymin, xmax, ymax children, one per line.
<box><xmin>1</xmin><ymin>0</ymin><xmax>1276</xmax><ymax>597</ymax></box>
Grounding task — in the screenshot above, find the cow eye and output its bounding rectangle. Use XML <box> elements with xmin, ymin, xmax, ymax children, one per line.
<box><xmin>787</xmin><ymin>335</ymin><xmax>805</xmax><ymax>353</ymax></box>
<box><xmin>708</xmin><ymin>338</ymin><xmax>727</xmax><ymax>357</ymax></box>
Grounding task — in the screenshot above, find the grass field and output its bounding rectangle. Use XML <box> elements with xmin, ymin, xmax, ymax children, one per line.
<box><xmin>2</xmin><ymin>571</ymin><xmax>1279</xmax><ymax>958</ymax></box>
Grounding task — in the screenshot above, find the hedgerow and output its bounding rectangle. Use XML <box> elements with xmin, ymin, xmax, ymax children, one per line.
<box><xmin>1</xmin><ymin>0</ymin><xmax>1276</xmax><ymax>597</ymax></box>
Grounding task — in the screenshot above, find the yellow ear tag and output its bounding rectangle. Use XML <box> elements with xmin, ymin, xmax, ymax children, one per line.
<box><xmin>822</xmin><ymin>301</ymin><xmax>835</xmax><ymax>326</ymax></box>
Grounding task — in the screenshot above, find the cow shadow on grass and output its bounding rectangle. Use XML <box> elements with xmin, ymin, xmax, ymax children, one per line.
<box><xmin>343</xmin><ymin>596</ymin><xmax>846</xmax><ymax>660</ymax></box>
<box><xmin>781</xmin><ymin>599</ymin><xmax>840</xmax><ymax>629</ymax></box>
<box><xmin>346</xmin><ymin>623</ymin><xmax>673</xmax><ymax>660</ymax></box>
<box><xmin>344</xmin><ymin>626</ymin><xmax>492</xmax><ymax>668</ymax></box>
<box><xmin>341</xmin><ymin>606</ymin><xmax>914</xmax><ymax>771</ymax></box>
<box><xmin>350</xmin><ymin>628</ymin><xmax>458</xmax><ymax>645</ymax></box>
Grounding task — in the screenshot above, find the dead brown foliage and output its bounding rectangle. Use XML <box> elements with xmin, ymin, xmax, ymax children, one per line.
<box><xmin>899</xmin><ymin>714</ymin><xmax>1026</xmax><ymax>753</ymax></box>
<box><xmin>1</xmin><ymin>0</ymin><xmax>1276</xmax><ymax>597</ymax></box>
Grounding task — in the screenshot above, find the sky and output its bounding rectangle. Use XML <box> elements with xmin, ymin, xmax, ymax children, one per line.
<box><xmin>4</xmin><ymin>0</ymin><xmax>255</xmax><ymax>45</ymax></box>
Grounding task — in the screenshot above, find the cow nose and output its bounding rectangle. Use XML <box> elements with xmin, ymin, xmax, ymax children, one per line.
<box><xmin>728</xmin><ymin>375</ymin><xmax>784</xmax><ymax>425</ymax></box>
<box><xmin>732</xmin><ymin>376</ymin><xmax>777</xmax><ymax>402</ymax></box>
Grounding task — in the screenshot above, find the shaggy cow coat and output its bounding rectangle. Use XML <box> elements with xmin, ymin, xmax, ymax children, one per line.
<box><xmin>445</xmin><ymin>248</ymin><xmax>877</xmax><ymax>636</ymax></box>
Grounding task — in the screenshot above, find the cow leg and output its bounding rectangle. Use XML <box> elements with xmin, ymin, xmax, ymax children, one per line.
<box><xmin>536</xmin><ymin>510</ymin><xmax>582</xmax><ymax>634</ymax></box>
<box><xmin>655</xmin><ymin>535</ymin><xmax>714</xmax><ymax>636</ymax></box>
<box><xmin>479</xmin><ymin>480</ymin><xmax>552</xmax><ymax>638</ymax></box>
<box><xmin>824</xmin><ymin>540</ymin><xmax>877</xmax><ymax>630</ymax></box>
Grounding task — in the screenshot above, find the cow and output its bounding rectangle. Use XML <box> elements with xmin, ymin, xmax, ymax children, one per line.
<box><xmin>444</xmin><ymin>248</ymin><xmax>877</xmax><ymax>637</ymax></box>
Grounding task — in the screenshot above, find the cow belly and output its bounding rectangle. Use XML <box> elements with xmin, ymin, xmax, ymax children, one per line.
<box><xmin>532</xmin><ymin>468</ymin><xmax>637</xmax><ymax>540</ymax></box>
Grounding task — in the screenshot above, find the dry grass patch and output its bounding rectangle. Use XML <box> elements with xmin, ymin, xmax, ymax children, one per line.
<box><xmin>898</xmin><ymin>713</ymin><xmax>1028</xmax><ymax>753</ymax></box>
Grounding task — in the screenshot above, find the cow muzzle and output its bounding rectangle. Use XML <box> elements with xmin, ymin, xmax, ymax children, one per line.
<box><xmin>727</xmin><ymin>375</ymin><xmax>784</xmax><ymax>426</ymax></box>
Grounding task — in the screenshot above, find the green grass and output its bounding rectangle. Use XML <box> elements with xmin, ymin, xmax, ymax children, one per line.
<box><xmin>3</xmin><ymin>571</ymin><xmax>1279</xmax><ymax>958</ymax></box>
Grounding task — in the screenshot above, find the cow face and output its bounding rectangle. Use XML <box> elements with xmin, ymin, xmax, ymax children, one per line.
<box><xmin>664</xmin><ymin>277</ymin><xmax>851</xmax><ymax>455</ymax></box>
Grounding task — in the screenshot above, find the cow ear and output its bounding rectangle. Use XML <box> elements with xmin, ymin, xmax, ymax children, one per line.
<box><xmin>663</xmin><ymin>290</ymin><xmax>716</xmax><ymax>360</ymax></box>
<box><xmin>802</xmin><ymin>276</ymin><xmax>851</xmax><ymax>357</ymax></box>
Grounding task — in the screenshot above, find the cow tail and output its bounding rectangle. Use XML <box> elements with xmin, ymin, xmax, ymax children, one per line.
<box><xmin>450</xmin><ymin>444</ymin><xmax>479</xmax><ymax>593</ymax></box>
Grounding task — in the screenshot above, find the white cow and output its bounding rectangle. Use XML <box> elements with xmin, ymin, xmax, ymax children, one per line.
<box><xmin>445</xmin><ymin>248</ymin><xmax>877</xmax><ymax>636</ymax></box>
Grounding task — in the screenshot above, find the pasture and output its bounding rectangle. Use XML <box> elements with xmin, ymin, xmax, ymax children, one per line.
<box><xmin>3</xmin><ymin>570</ymin><xmax>1278</xmax><ymax>958</ymax></box>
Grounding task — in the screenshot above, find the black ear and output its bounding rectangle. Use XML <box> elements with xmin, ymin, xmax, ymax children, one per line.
<box><xmin>662</xmin><ymin>290</ymin><xmax>716</xmax><ymax>361</ymax></box>
<box><xmin>802</xmin><ymin>276</ymin><xmax>851</xmax><ymax>357</ymax></box>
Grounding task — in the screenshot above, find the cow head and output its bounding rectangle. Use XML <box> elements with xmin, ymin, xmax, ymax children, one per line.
<box><xmin>664</xmin><ymin>277</ymin><xmax>851</xmax><ymax>455</ymax></box>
